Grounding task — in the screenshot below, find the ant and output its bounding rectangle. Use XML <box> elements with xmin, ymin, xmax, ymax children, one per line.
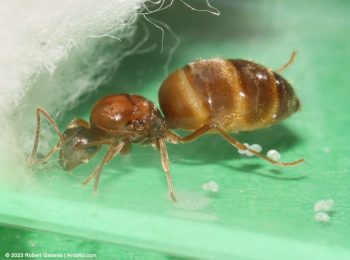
<box><xmin>29</xmin><ymin>52</ymin><xmax>303</xmax><ymax>202</ymax></box>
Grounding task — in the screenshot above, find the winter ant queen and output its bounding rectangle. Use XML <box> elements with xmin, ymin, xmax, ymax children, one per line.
<box><xmin>29</xmin><ymin>52</ymin><xmax>304</xmax><ymax>202</ymax></box>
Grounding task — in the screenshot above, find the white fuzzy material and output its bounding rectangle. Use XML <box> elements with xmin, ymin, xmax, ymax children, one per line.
<box><xmin>0</xmin><ymin>0</ymin><xmax>146</xmax><ymax>186</ymax></box>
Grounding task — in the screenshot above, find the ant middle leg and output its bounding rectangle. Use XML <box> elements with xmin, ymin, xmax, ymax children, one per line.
<box><xmin>157</xmin><ymin>138</ymin><xmax>176</xmax><ymax>202</ymax></box>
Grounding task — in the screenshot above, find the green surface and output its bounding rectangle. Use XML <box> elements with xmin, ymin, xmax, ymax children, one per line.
<box><xmin>0</xmin><ymin>224</ymin><xmax>180</xmax><ymax>259</ymax></box>
<box><xmin>1</xmin><ymin>0</ymin><xmax>350</xmax><ymax>259</ymax></box>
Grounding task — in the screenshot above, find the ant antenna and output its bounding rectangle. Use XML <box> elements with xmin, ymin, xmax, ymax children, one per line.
<box><xmin>29</xmin><ymin>107</ymin><xmax>63</xmax><ymax>166</ymax></box>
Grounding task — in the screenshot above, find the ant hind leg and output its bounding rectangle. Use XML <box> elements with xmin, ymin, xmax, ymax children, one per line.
<box><xmin>166</xmin><ymin>124</ymin><xmax>304</xmax><ymax>167</ymax></box>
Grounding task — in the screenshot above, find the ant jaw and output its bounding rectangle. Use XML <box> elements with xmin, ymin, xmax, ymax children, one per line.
<box><xmin>58</xmin><ymin>154</ymin><xmax>81</xmax><ymax>171</ymax></box>
<box><xmin>59</xmin><ymin>160</ymin><xmax>76</xmax><ymax>171</ymax></box>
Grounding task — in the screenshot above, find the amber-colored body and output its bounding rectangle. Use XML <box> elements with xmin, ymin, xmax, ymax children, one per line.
<box><xmin>159</xmin><ymin>58</ymin><xmax>300</xmax><ymax>132</ymax></box>
<box><xmin>29</xmin><ymin>53</ymin><xmax>303</xmax><ymax>202</ymax></box>
<box><xmin>90</xmin><ymin>94</ymin><xmax>167</xmax><ymax>143</ymax></box>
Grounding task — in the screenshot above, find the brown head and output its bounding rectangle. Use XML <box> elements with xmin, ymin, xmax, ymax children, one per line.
<box><xmin>59</xmin><ymin>126</ymin><xmax>102</xmax><ymax>171</ymax></box>
<box><xmin>90</xmin><ymin>94</ymin><xmax>167</xmax><ymax>144</ymax></box>
<box><xmin>158</xmin><ymin>58</ymin><xmax>300</xmax><ymax>132</ymax></box>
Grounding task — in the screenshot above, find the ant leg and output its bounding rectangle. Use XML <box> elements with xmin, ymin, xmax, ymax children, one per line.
<box><xmin>120</xmin><ymin>142</ymin><xmax>132</xmax><ymax>155</ymax></box>
<box><xmin>157</xmin><ymin>138</ymin><xmax>177</xmax><ymax>202</ymax></box>
<box><xmin>166</xmin><ymin>124</ymin><xmax>304</xmax><ymax>167</ymax></box>
<box><xmin>29</xmin><ymin>107</ymin><xmax>64</xmax><ymax>166</ymax></box>
<box><xmin>82</xmin><ymin>141</ymin><xmax>126</xmax><ymax>195</ymax></box>
<box><xmin>275</xmin><ymin>51</ymin><xmax>297</xmax><ymax>73</ymax></box>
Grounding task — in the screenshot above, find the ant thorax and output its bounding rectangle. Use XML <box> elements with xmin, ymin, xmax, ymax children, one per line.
<box><xmin>89</xmin><ymin>94</ymin><xmax>168</xmax><ymax>144</ymax></box>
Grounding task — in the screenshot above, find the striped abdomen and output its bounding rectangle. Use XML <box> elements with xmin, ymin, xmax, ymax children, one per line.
<box><xmin>158</xmin><ymin>58</ymin><xmax>300</xmax><ymax>132</ymax></box>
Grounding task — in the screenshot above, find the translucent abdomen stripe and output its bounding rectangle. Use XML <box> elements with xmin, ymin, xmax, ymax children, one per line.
<box><xmin>232</xmin><ymin>60</ymin><xmax>279</xmax><ymax>129</ymax></box>
<box><xmin>184</xmin><ymin>59</ymin><xmax>238</xmax><ymax>128</ymax></box>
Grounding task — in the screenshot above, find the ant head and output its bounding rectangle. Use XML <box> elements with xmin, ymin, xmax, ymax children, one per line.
<box><xmin>59</xmin><ymin>126</ymin><xmax>101</xmax><ymax>171</ymax></box>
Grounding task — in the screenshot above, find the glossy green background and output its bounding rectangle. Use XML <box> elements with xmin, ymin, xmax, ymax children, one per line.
<box><xmin>1</xmin><ymin>0</ymin><xmax>350</xmax><ymax>259</ymax></box>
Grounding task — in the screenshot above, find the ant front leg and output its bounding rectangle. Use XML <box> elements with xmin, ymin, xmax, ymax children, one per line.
<box><xmin>82</xmin><ymin>141</ymin><xmax>126</xmax><ymax>195</ymax></box>
<box><xmin>166</xmin><ymin>124</ymin><xmax>304</xmax><ymax>167</ymax></box>
<box><xmin>29</xmin><ymin>107</ymin><xmax>64</xmax><ymax>166</ymax></box>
